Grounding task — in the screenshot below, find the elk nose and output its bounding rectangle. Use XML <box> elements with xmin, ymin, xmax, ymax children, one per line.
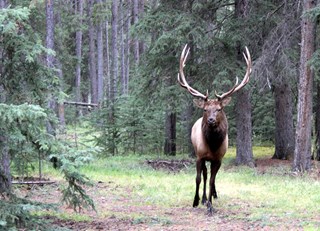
<box><xmin>208</xmin><ymin>118</ymin><xmax>215</xmax><ymax>124</ymax></box>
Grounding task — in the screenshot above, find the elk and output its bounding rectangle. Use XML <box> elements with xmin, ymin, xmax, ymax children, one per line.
<box><xmin>177</xmin><ymin>44</ymin><xmax>252</xmax><ymax>213</ymax></box>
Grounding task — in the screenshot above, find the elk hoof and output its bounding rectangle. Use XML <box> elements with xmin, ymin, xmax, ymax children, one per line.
<box><xmin>201</xmin><ymin>197</ymin><xmax>207</xmax><ymax>205</ymax></box>
<box><xmin>206</xmin><ymin>201</ymin><xmax>216</xmax><ymax>216</ymax></box>
<box><xmin>193</xmin><ymin>200</ymin><xmax>199</xmax><ymax>207</ymax></box>
<box><xmin>193</xmin><ymin>195</ymin><xmax>200</xmax><ymax>207</ymax></box>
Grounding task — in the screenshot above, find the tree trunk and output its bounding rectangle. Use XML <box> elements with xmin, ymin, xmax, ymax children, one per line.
<box><xmin>133</xmin><ymin>0</ymin><xmax>139</xmax><ymax>63</ymax></box>
<box><xmin>138</xmin><ymin>0</ymin><xmax>145</xmax><ymax>55</ymax></box>
<box><xmin>110</xmin><ymin>0</ymin><xmax>119</xmax><ymax>103</ymax></box>
<box><xmin>164</xmin><ymin>111</ymin><xmax>176</xmax><ymax>156</ymax></box>
<box><xmin>0</xmin><ymin>0</ymin><xmax>7</xmax><ymax>9</ymax></box>
<box><xmin>88</xmin><ymin>0</ymin><xmax>98</xmax><ymax>104</ymax></box>
<box><xmin>185</xmin><ymin>103</ymin><xmax>195</xmax><ymax>157</ymax></box>
<box><xmin>235</xmin><ymin>89</ymin><xmax>254</xmax><ymax>167</ymax></box>
<box><xmin>0</xmin><ymin>1</ymin><xmax>10</xmax><ymax>194</ymax></box>
<box><xmin>272</xmin><ymin>83</ymin><xmax>295</xmax><ymax>160</ymax></box>
<box><xmin>105</xmin><ymin>20</ymin><xmax>110</xmax><ymax>100</ymax></box>
<box><xmin>293</xmin><ymin>0</ymin><xmax>316</xmax><ymax>172</ymax></box>
<box><xmin>120</xmin><ymin>0</ymin><xmax>126</xmax><ymax>95</ymax></box>
<box><xmin>234</xmin><ymin>0</ymin><xmax>254</xmax><ymax>167</ymax></box>
<box><xmin>315</xmin><ymin>82</ymin><xmax>320</xmax><ymax>160</ymax></box>
<box><xmin>0</xmin><ymin>135</ymin><xmax>11</xmax><ymax>194</ymax></box>
<box><xmin>57</xmin><ymin>61</ymin><xmax>66</xmax><ymax>128</ymax></box>
<box><xmin>124</xmin><ymin>0</ymin><xmax>131</xmax><ymax>95</ymax></box>
<box><xmin>46</xmin><ymin>0</ymin><xmax>56</xmax><ymax>136</ymax></box>
<box><xmin>96</xmin><ymin>0</ymin><xmax>104</xmax><ymax>103</ymax></box>
<box><xmin>75</xmin><ymin>0</ymin><xmax>83</xmax><ymax>105</ymax></box>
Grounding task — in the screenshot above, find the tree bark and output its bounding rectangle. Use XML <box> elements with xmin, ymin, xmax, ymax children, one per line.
<box><xmin>234</xmin><ymin>0</ymin><xmax>254</xmax><ymax>167</ymax></box>
<box><xmin>315</xmin><ymin>82</ymin><xmax>320</xmax><ymax>160</ymax></box>
<box><xmin>235</xmin><ymin>89</ymin><xmax>254</xmax><ymax>167</ymax></box>
<box><xmin>272</xmin><ymin>83</ymin><xmax>295</xmax><ymax>160</ymax></box>
<box><xmin>0</xmin><ymin>1</ymin><xmax>10</xmax><ymax>194</ymax></box>
<box><xmin>105</xmin><ymin>20</ymin><xmax>111</xmax><ymax>100</ymax></box>
<box><xmin>293</xmin><ymin>0</ymin><xmax>316</xmax><ymax>172</ymax></box>
<box><xmin>75</xmin><ymin>0</ymin><xmax>83</xmax><ymax>106</ymax></box>
<box><xmin>110</xmin><ymin>0</ymin><xmax>119</xmax><ymax>103</ymax></box>
<box><xmin>133</xmin><ymin>0</ymin><xmax>139</xmax><ymax>63</ymax></box>
<box><xmin>0</xmin><ymin>0</ymin><xmax>7</xmax><ymax>8</ymax></box>
<box><xmin>124</xmin><ymin>0</ymin><xmax>131</xmax><ymax>95</ymax></box>
<box><xmin>164</xmin><ymin>111</ymin><xmax>176</xmax><ymax>156</ymax></box>
<box><xmin>120</xmin><ymin>0</ymin><xmax>126</xmax><ymax>95</ymax></box>
<box><xmin>96</xmin><ymin>0</ymin><xmax>104</xmax><ymax>103</ymax></box>
<box><xmin>88</xmin><ymin>0</ymin><xmax>98</xmax><ymax>104</ymax></box>
<box><xmin>46</xmin><ymin>0</ymin><xmax>56</xmax><ymax>136</ymax></box>
<box><xmin>0</xmin><ymin>135</ymin><xmax>11</xmax><ymax>194</ymax></box>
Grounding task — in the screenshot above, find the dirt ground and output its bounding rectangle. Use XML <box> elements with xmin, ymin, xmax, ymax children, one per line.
<box><xmin>14</xmin><ymin>158</ymin><xmax>320</xmax><ymax>231</ymax></box>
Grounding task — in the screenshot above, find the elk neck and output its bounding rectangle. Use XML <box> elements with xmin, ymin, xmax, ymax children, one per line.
<box><xmin>201</xmin><ymin>113</ymin><xmax>228</xmax><ymax>152</ymax></box>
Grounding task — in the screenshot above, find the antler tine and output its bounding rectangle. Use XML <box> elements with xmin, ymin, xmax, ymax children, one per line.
<box><xmin>177</xmin><ymin>44</ymin><xmax>208</xmax><ymax>100</ymax></box>
<box><xmin>215</xmin><ymin>46</ymin><xmax>252</xmax><ymax>100</ymax></box>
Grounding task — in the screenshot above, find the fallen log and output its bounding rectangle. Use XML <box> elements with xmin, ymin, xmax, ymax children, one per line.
<box><xmin>12</xmin><ymin>181</ymin><xmax>56</xmax><ymax>185</ymax></box>
<box><xmin>64</xmin><ymin>101</ymin><xmax>98</xmax><ymax>107</ymax></box>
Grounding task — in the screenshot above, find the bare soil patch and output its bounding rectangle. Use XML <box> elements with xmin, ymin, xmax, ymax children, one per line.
<box><xmin>145</xmin><ymin>159</ymin><xmax>193</xmax><ymax>172</ymax></box>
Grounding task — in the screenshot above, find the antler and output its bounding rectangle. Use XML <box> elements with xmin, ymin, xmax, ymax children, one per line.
<box><xmin>177</xmin><ymin>44</ymin><xmax>208</xmax><ymax>101</ymax></box>
<box><xmin>215</xmin><ymin>46</ymin><xmax>252</xmax><ymax>100</ymax></box>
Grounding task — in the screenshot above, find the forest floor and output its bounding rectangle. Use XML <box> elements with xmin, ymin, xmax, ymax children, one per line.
<box><xmin>15</xmin><ymin>157</ymin><xmax>320</xmax><ymax>231</ymax></box>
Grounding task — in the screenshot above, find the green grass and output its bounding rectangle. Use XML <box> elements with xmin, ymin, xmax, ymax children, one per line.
<box><xmin>37</xmin><ymin>146</ymin><xmax>320</xmax><ymax>229</ymax></box>
<box><xmin>79</xmin><ymin>147</ymin><xmax>320</xmax><ymax>228</ymax></box>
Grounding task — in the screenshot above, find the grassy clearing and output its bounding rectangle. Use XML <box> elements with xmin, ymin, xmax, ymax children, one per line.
<box><xmin>79</xmin><ymin>146</ymin><xmax>320</xmax><ymax>228</ymax></box>
<box><xmin>36</xmin><ymin>146</ymin><xmax>320</xmax><ymax>229</ymax></box>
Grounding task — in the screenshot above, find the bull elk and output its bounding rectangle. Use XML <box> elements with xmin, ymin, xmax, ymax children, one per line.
<box><xmin>177</xmin><ymin>44</ymin><xmax>252</xmax><ymax>213</ymax></box>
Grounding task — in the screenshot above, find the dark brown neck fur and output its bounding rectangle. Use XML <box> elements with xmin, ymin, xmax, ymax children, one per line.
<box><xmin>202</xmin><ymin>115</ymin><xmax>228</xmax><ymax>152</ymax></box>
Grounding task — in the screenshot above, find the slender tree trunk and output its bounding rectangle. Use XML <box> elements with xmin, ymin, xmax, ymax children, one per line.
<box><xmin>88</xmin><ymin>0</ymin><xmax>98</xmax><ymax>104</ymax></box>
<box><xmin>315</xmin><ymin>82</ymin><xmax>320</xmax><ymax>161</ymax></box>
<box><xmin>185</xmin><ymin>103</ymin><xmax>195</xmax><ymax>157</ymax></box>
<box><xmin>105</xmin><ymin>20</ymin><xmax>110</xmax><ymax>100</ymax></box>
<box><xmin>0</xmin><ymin>135</ymin><xmax>10</xmax><ymax>194</ymax></box>
<box><xmin>96</xmin><ymin>0</ymin><xmax>104</xmax><ymax>103</ymax></box>
<box><xmin>234</xmin><ymin>0</ymin><xmax>254</xmax><ymax>167</ymax></box>
<box><xmin>0</xmin><ymin>0</ymin><xmax>10</xmax><ymax>194</ymax></box>
<box><xmin>293</xmin><ymin>0</ymin><xmax>316</xmax><ymax>172</ymax></box>
<box><xmin>46</xmin><ymin>0</ymin><xmax>56</xmax><ymax>136</ymax></box>
<box><xmin>164</xmin><ymin>111</ymin><xmax>176</xmax><ymax>156</ymax></box>
<box><xmin>125</xmin><ymin>0</ymin><xmax>131</xmax><ymax>94</ymax></box>
<box><xmin>133</xmin><ymin>0</ymin><xmax>139</xmax><ymax>63</ymax></box>
<box><xmin>138</xmin><ymin>0</ymin><xmax>145</xmax><ymax>55</ymax></box>
<box><xmin>57</xmin><ymin>61</ymin><xmax>66</xmax><ymax>128</ymax></box>
<box><xmin>0</xmin><ymin>0</ymin><xmax>7</xmax><ymax>8</ymax></box>
<box><xmin>314</xmin><ymin>3</ymin><xmax>320</xmax><ymax>161</ymax></box>
<box><xmin>110</xmin><ymin>0</ymin><xmax>119</xmax><ymax>103</ymax></box>
<box><xmin>272</xmin><ymin>83</ymin><xmax>295</xmax><ymax>160</ymax></box>
<box><xmin>120</xmin><ymin>0</ymin><xmax>126</xmax><ymax>95</ymax></box>
<box><xmin>75</xmin><ymin>0</ymin><xmax>83</xmax><ymax>105</ymax></box>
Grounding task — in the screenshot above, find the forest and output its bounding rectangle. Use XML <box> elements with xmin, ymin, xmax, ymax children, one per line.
<box><xmin>1</xmin><ymin>0</ymin><xmax>320</xmax><ymax>230</ymax></box>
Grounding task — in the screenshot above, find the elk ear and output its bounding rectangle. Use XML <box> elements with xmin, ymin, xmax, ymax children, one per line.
<box><xmin>193</xmin><ymin>99</ymin><xmax>205</xmax><ymax>109</ymax></box>
<box><xmin>220</xmin><ymin>97</ymin><xmax>231</xmax><ymax>107</ymax></box>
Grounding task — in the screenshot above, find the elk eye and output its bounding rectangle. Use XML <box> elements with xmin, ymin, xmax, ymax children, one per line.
<box><xmin>217</xmin><ymin>109</ymin><xmax>222</xmax><ymax>112</ymax></box>
<box><xmin>203</xmin><ymin>109</ymin><xmax>207</xmax><ymax>112</ymax></box>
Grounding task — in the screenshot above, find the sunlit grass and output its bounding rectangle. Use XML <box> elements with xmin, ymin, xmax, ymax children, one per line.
<box><xmin>33</xmin><ymin>145</ymin><xmax>320</xmax><ymax>229</ymax></box>
<box><xmin>79</xmin><ymin>147</ymin><xmax>320</xmax><ymax>228</ymax></box>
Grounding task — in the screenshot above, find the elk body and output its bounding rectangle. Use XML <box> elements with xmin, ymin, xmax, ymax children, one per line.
<box><xmin>177</xmin><ymin>45</ymin><xmax>252</xmax><ymax>213</ymax></box>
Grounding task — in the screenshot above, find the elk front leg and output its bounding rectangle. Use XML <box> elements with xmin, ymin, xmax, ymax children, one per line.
<box><xmin>193</xmin><ymin>159</ymin><xmax>204</xmax><ymax>207</ymax></box>
<box><xmin>201</xmin><ymin>162</ymin><xmax>207</xmax><ymax>205</ymax></box>
<box><xmin>207</xmin><ymin>160</ymin><xmax>221</xmax><ymax>215</ymax></box>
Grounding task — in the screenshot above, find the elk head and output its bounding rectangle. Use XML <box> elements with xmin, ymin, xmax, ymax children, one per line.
<box><xmin>177</xmin><ymin>44</ymin><xmax>252</xmax><ymax>126</ymax></box>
